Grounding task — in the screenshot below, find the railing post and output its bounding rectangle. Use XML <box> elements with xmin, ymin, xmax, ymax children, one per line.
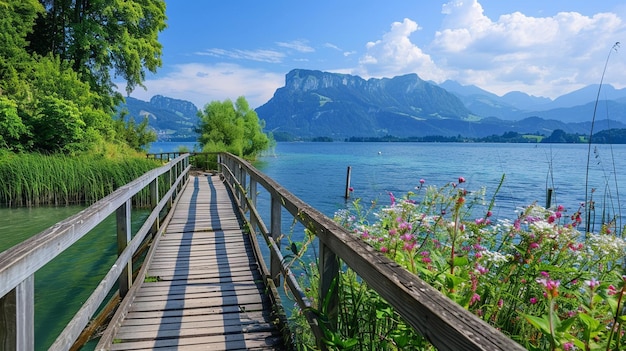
<box><xmin>0</xmin><ymin>276</ymin><xmax>34</xmax><ymax>351</ymax></box>
<box><xmin>117</xmin><ymin>199</ymin><xmax>132</xmax><ymax>298</ymax></box>
<box><xmin>168</xmin><ymin>166</ymin><xmax>173</xmax><ymax>208</ymax></box>
<box><xmin>270</xmin><ymin>195</ymin><xmax>282</xmax><ymax>286</ymax></box>
<box><xmin>239</xmin><ymin>165</ymin><xmax>247</xmax><ymax>210</ymax></box>
<box><xmin>249</xmin><ymin>178</ymin><xmax>258</xmax><ymax>230</ymax></box>
<box><xmin>319</xmin><ymin>242</ymin><xmax>339</xmax><ymax>332</ymax></box>
<box><xmin>150</xmin><ymin>177</ymin><xmax>159</xmax><ymax>236</ymax></box>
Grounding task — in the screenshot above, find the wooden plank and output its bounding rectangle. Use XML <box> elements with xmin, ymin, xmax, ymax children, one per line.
<box><xmin>109</xmin><ymin>331</ymin><xmax>284</xmax><ymax>351</ymax></box>
<box><xmin>225</xmin><ymin>153</ymin><xmax>525</xmax><ymax>351</ymax></box>
<box><xmin>98</xmin><ymin>174</ymin><xmax>283</xmax><ymax>350</ymax></box>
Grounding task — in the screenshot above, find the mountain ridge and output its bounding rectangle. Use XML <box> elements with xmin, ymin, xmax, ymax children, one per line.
<box><xmin>121</xmin><ymin>69</ymin><xmax>626</xmax><ymax>140</ymax></box>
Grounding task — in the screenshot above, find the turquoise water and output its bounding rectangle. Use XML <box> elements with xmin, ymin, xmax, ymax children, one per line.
<box><xmin>2</xmin><ymin>141</ymin><xmax>625</xmax><ymax>349</ymax></box>
<box><xmin>0</xmin><ymin>207</ymin><xmax>149</xmax><ymax>350</ymax></box>
<box><xmin>255</xmin><ymin>142</ymin><xmax>626</xmax><ymax>223</ymax></box>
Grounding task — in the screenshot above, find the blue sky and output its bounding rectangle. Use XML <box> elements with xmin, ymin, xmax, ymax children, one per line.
<box><xmin>120</xmin><ymin>0</ymin><xmax>626</xmax><ymax>108</ymax></box>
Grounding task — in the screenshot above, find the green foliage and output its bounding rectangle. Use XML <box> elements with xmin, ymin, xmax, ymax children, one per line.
<box><xmin>0</xmin><ymin>96</ymin><xmax>27</xmax><ymax>151</ymax></box>
<box><xmin>28</xmin><ymin>0</ymin><xmax>167</xmax><ymax>103</ymax></box>
<box><xmin>31</xmin><ymin>96</ymin><xmax>86</xmax><ymax>154</ymax></box>
<box><xmin>327</xmin><ymin>179</ymin><xmax>626</xmax><ymax>350</ymax></box>
<box><xmin>113</xmin><ymin>112</ymin><xmax>157</xmax><ymax>152</ymax></box>
<box><xmin>0</xmin><ymin>151</ymin><xmax>160</xmax><ymax>207</ymax></box>
<box><xmin>197</xmin><ymin>96</ymin><xmax>272</xmax><ymax>158</ymax></box>
<box><xmin>0</xmin><ymin>0</ymin><xmax>166</xmax><ymax>154</ymax></box>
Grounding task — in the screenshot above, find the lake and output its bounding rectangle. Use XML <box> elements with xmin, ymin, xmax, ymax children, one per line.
<box><xmin>254</xmin><ymin>142</ymin><xmax>626</xmax><ymax>225</ymax></box>
<box><xmin>2</xmin><ymin>141</ymin><xmax>625</xmax><ymax>350</ymax></box>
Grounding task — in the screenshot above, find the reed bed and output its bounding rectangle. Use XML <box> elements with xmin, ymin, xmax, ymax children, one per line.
<box><xmin>0</xmin><ymin>151</ymin><xmax>161</xmax><ymax>207</ymax></box>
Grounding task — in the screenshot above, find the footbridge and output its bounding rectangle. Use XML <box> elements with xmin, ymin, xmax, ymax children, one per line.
<box><xmin>0</xmin><ymin>152</ymin><xmax>524</xmax><ymax>351</ymax></box>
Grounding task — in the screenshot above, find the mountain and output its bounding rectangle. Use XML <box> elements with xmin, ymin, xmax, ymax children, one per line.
<box><xmin>547</xmin><ymin>84</ymin><xmax>626</xmax><ymax>110</ymax></box>
<box><xmin>119</xmin><ymin>71</ymin><xmax>626</xmax><ymax>141</ymax></box>
<box><xmin>118</xmin><ymin>95</ymin><xmax>199</xmax><ymax>141</ymax></box>
<box><xmin>256</xmin><ymin>69</ymin><xmax>474</xmax><ymax>138</ymax></box>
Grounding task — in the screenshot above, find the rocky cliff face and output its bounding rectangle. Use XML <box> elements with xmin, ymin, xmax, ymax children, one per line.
<box><xmin>256</xmin><ymin>69</ymin><xmax>473</xmax><ymax>138</ymax></box>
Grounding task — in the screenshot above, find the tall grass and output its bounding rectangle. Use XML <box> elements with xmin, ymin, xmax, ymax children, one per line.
<box><xmin>0</xmin><ymin>150</ymin><xmax>161</xmax><ymax>207</ymax></box>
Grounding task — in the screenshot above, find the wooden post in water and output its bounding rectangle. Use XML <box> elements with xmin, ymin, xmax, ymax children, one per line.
<box><xmin>344</xmin><ymin>166</ymin><xmax>352</xmax><ymax>199</ymax></box>
<box><xmin>117</xmin><ymin>199</ymin><xmax>132</xmax><ymax>298</ymax></box>
<box><xmin>546</xmin><ymin>188</ymin><xmax>553</xmax><ymax>208</ymax></box>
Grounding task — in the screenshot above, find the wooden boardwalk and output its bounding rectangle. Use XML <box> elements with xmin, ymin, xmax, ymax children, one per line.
<box><xmin>98</xmin><ymin>174</ymin><xmax>285</xmax><ymax>350</ymax></box>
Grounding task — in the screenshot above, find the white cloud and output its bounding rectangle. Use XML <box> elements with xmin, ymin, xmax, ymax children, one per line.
<box><xmin>119</xmin><ymin>63</ymin><xmax>284</xmax><ymax>109</ymax></box>
<box><xmin>355</xmin><ymin>0</ymin><xmax>626</xmax><ymax>98</ymax></box>
<box><xmin>276</xmin><ymin>40</ymin><xmax>315</xmax><ymax>53</ymax></box>
<box><xmin>196</xmin><ymin>48</ymin><xmax>285</xmax><ymax>63</ymax></box>
<box><xmin>356</xmin><ymin>18</ymin><xmax>445</xmax><ymax>81</ymax></box>
<box><xmin>430</xmin><ymin>0</ymin><xmax>626</xmax><ymax>97</ymax></box>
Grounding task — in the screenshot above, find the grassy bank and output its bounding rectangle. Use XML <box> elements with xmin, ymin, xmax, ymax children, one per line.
<box><xmin>0</xmin><ymin>150</ymin><xmax>161</xmax><ymax>207</ymax></box>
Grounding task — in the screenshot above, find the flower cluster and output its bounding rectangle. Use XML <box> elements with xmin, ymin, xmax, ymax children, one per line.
<box><xmin>336</xmin><ymin>177</ymin><xmax>626</xmax><ymax>350</ymax></box>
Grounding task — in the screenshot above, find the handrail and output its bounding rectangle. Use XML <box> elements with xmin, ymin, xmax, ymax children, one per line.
<box><xmin>218</xmin><ymin>152</ymin><xmax>526</xmax><ymax>351</ymax></box>
<box><xmin>0</xmin><ymin>154</ymin><xmax>191</xmax><ymax>351</ymax></box>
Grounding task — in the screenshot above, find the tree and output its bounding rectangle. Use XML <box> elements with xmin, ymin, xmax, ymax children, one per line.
<box><xmin>0</xmin><ymin>0</ymin><xmax>166</xmax><ymax>154</ymax></box>
<box><xmin>0</xmin><ymin>96</ymin><xmax>27</xmax><ymax>151</ymax></box>
<box><xmin>113</xmin><ymin>111</ymin><xmax>157</xmax><ymax>152</ymax></box>
<box><xmin>31</xmin><ymin>96</ymin><xmax>86</xmax><ymax>154</ymax></box>
<box><xmin>27</xmin><ymin>0</ymin><xmax>167</xmax><ymax>110</ymax></box>
<box><xmin>197</xmin><ymin>97</ymin><xmax>271</xmax><ymax>158</ymax></box>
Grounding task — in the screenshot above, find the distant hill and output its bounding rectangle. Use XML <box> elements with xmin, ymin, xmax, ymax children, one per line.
<box><xmin>117</xmin><ymin>95</ymin><xmax>199</xmax><ymax>141</ymax></box>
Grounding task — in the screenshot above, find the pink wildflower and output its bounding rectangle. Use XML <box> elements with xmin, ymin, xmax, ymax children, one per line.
<box><xmin>470</xmin><ymin>293</ymin><xmax>480</xmax><ymax>305</ymax></box>
<box><xmin>486</xmin><ymin>210</ymin><xmax>493</xmax><ymax>217</ymax></box>
<box><xmin>458</xmin><ymin>176</ymin><xmax>466</xmax><ymax>183</ymax></box>
<box><xmin>348</xmin><ymin>187</ymin><xmax>354</xmax><ymax>192</ymax></box>
<box><xmin>537</xmin><ymin>278</ymin><xmax>560</xmax><ymax>298</ymax></box>
<box><xmin>476</xmin><ymin>265</ymin><xmax>488</xmax><ymax>275</ymax></box>
<box><xmin>563</xmin><ymin>342</ymin><xmax>574</xmax><ymax>351</ymax></box>
<box><xmin>497</xmin><ymin>299</ymin><xmax>503</xmax><ymax>308</ymax></box>
<box><xmin>585</xmin><ymin>278</ymin><xmax>600</xmax><ymax>289</ymax></box>
<box><xmin>419</xmin><ymin>179</ymin><xmax>425</xmax><ymax>184</ymax></box>
<box><xmin>529</xmin><ymin>242</ymin><xmax>540</xmax><ymax>250</ymax></box>
<box><xmin>529</xmin><ymin>297</ymin><xmax>538</xmax><ymax>304</ymax></box>
<box><xmin>547</xmin><ymin>215</ymin><xmax>556</xmax><ymax>223</ymax></box>
<box><xmin>388</xmin><ymin>228</ymin><xmax>397</xmax><ymax>236</ymax></box>
<box><xmin>389</xmin><ymin>192</ymin><xmax>396</xmax><ymax>206</ymax></box>
<box><xmin>380</xmin><ymin>246</ymin><xmax>388</xmax><ymax>253</ymax></box>
<box><xmin>422</xmin><ymin>257</ymin><xmax>432</xmax><ymax>264</ymax></box>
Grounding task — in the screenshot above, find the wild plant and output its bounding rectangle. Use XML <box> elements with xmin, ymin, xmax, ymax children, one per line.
<box><xmin>317</xmin><ymin>176</ymin><xmax>626</xmax><ymax>350</ymax></box>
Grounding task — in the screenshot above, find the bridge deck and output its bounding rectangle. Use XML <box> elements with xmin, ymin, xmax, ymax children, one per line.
<box><xmin>100</xmin><ymin>174</ymin><xmax>285</xmax><ymax>350</ymax></box>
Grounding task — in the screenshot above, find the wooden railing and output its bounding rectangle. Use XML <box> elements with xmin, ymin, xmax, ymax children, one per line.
<box><xmin>218</xmin><ymin>152</ymin><xmax>526</xmax><ymax>351</ymax></box>
<box><xmin>0</xmin><ymin>155</ymin><xmax>191</xmax><ymax>351</ymax></box>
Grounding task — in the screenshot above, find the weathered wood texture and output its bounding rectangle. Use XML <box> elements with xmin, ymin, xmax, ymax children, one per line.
<box><xmin>0</xmin><ymin>155</ymin><xmax>189</xmax><ymax>351</ymax></box>
<box><xmin>97</xmin><ymin>175</ymin><xmax>285</xmax><ymax>350</ymax></box>
<box><xmin>220</xmin><ymin>153</ymin><xmax>526</xmax><ymax>351</ymax></box>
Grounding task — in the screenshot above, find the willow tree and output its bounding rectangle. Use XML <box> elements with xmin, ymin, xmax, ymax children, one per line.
<box><xmin>197</xmin><ymin>97</ymin><xmax>271</xmax><ymax>158</ymax></box>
